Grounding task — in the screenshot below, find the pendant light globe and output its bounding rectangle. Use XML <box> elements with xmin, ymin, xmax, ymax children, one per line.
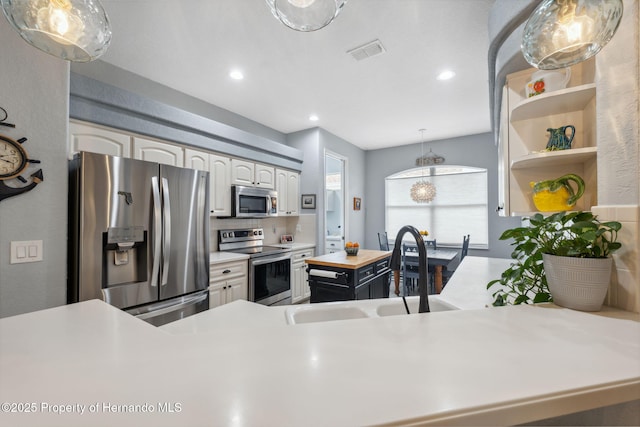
<box><xmin>266</xmin><ymin>0</ymin><xmax>347</xmax><ymax>32</ymax></box>
<box><xmin>521</xmin><ymin>0</ymin><xmax>623</xmax><ymax>70</ymax></box>
<box><xmin>1</xmin><ymin>0</ymin><xmax>112</xmax><ymax>62</ymax></box>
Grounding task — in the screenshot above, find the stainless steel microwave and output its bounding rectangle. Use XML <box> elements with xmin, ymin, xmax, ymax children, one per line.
<box><xmin>232</xmin><ymin>185</ymin><xmax>278</xmax><ymax>218</ymax></box>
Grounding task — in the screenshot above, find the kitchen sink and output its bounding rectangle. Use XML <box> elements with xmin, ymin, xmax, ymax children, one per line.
<box><xmin>286</xmin><ymin>304</ymin><xmax>369</xmax><ymax>325</ymax></box>
<box><xmin>375</xmin><ymin>296</ymin><xmax>457</xmax><ymax>317</ymax></box>
<box><xmin>285</xmin><ymin>296</ymin><xmax>459</xmax><ymax>325</ymax></box>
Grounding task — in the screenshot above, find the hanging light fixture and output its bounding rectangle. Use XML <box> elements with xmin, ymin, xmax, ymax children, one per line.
<box><xmin>410</xmin><ymin>129</ymin><xmax>437</xmax><ymax>204</ymax></box>
<box><xmin>265</xmin><ymin>0</ymin><xmax>347</xmax><ymax>32</ymax></box>
<box><xmin>521</xmin><ymin>0</ymin><xmax>623</xmax><ymax>70</ymax></box>
<box><xmin>1</xmin><ymin>0</ymin><xmax>112</xmax><ymax>62</ymax></box>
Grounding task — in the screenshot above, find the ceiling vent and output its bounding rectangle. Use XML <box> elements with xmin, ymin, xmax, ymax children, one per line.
<box><xmin>347</xmin><ymin>39</ymin><xmax>386</xmax><ymax>61</ymax></box>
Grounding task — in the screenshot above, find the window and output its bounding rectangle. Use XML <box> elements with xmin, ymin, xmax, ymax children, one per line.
<box><xmin>385</xmin><ymin>166</ymin><xmax>488</xmax><ymax>248</ymax></box>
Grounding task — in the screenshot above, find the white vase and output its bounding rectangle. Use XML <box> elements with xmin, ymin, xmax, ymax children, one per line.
<box><xmin>543</xmin><ymin>254</ymin><xmax>612</xmax><ymax>312</ymax></box>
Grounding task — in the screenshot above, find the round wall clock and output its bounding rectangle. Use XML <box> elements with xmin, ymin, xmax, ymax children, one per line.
<box><xmin>0</xmin><ymin>132</ymin><xmax>44</xmax><ymax>203</ymax></box>
<box><xmin>0</xmin><ymin>134</ymin><xmax>29</xmax><ymax>180</ymax></box>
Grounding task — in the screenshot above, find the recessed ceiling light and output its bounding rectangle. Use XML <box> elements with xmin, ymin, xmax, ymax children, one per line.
<box><xmin>309</xmin><ymin>115</ymin><xmax>319</xmax><ymax>122</ymax></box>
<box><xmin>229</xmin><ymin>70</ymin><xmax>244</xmax><ymax>80</ymax></box>
<box><xmin>437</xmin><ymin>70</ymin><xmax>456</xmax><ymax>81</ymax></box>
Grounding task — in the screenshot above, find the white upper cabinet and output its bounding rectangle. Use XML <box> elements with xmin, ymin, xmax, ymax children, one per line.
<box><xmin>68</xmin><ymin>121</ymin><xmax>131</xmax><ymax>159</ymax></box>
<box><xmin>184</xmin><ymin>148</ymin><xmax>209</xmax><ymax>171</ymax></box>
<box><xmin>209</xmin><ymin>154</ymin><xmax>232</xmax><ymax>216</ymax></box>
<box><xmin>185</xmin><ymin>149</ymin><xmax>232</xmax><ymax>217</ymax></box>
<box><xmin>231</xmin><ymin>159</ymin><xmax>275</xmax><ymax>189</ymax></box>
<box><xmin>255</xmin><ymin>164</ymin><xmax>276</xmax><ymax>189</ymax></box>
<box><xmin>231</xmin><ymin>159</ymin><xmax>254</xmax><ymax>186</ymax></box>
<box><xmin>133</xmin><ymin>137</ymin><xmax>184</xmax><ymax>167</ymax></box>
<box><xmin>276</xmin><ymin>168</ymin><xmax>300</xmax><ymax>216</ymax></box>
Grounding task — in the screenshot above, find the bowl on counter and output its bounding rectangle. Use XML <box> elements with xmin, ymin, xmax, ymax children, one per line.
<box><xmin>345</xmin><ymin>247</ymin><xmax>359</xmax><ymax>256</ymax></box>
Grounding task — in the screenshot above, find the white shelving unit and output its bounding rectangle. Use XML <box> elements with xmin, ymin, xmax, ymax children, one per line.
<box><xmin>499</xmin><ymin>59</ymin><xmax>598</xmax><ymax>217</ymax></box>
<box><xmin>510</xmin><ymin>84</ymin><xmax>596</xmax><ymax>122</ymax></box>
<box><xmin>511</xmin><ymin>146</ymin><xmax>597</xmax><ymax>170</ymax></box>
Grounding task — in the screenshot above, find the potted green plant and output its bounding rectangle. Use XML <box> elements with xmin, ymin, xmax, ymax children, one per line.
<box><xmin>488</xmin><ymin>211</ymin><xmax>622</xmax><ymax>311</ymax></box>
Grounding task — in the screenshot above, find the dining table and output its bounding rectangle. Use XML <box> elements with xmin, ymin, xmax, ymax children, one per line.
<box><xmin>404</xmin><ymin>248</ymin><xmax>459</xmax><ymax>294</ymax></box>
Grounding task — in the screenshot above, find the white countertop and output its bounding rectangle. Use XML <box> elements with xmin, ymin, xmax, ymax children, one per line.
<box><xmin>438</xmin><ymin>255</ymin><xmax>514</xmax><ymax>309</ymax></box>
<box><xmin>209</xmin><ymin>243</ymin><xmax>315</xmax><ymax>265</ymax></box>
<box><xmin>269</xmin><ymin>242</ymin><xmax>316</xmax><ymax>250</ymax></box>
<box><xmin>1</xmin><ymin>257</ymin><xmax>639</xmax><ymax>426</ymax></box>
<box><xmin>209</xmin><ymin>251</ymin><xmax>249</xmax><ymax>264</ymax></box>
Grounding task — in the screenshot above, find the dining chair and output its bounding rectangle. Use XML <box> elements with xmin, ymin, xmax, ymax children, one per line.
<box><xmin>425</xmin><ymin>239</ymin><xmax>437</xmax><ymax>250</ymax></box>
<box><xmin>460</xmin><ymin>234</ymin><xmax>470</xmax><ymax>261</ymax></box>
<box><xmin>442</xmin><ymin>235</ymin><xmax>470</xmax><ymax>286</ymax></box>
<box><xmin>378</xmin><ymin>232</ymin><xmax>390</xmax><ymax>251</ymax></box>
<box><xmin>402</xmin><ymin>244</ymin><xmax>420</xmax><ymax>295</ymax></box>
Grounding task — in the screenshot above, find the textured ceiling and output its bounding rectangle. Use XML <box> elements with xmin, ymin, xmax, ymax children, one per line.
<box><xmin>97</xmin><ymin>0</ymin><xmax>496</xmax><ymax>150</ymax></box>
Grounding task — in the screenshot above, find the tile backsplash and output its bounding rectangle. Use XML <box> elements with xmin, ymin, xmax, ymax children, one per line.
<box><xmin>591</xmin><ymin>205</ymin><xmax>640</xmax><ymax>313</ymax></box>
<box><xmin>209</xmin><ymin>214</ymin><xmax>317</xmax><ymax>250</ymax></box>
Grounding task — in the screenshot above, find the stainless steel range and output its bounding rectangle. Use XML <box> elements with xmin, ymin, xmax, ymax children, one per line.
<box><xmin>218</xmin><ymin>228</ymin><xmax>292</xmax><ymax>306</ymax></box>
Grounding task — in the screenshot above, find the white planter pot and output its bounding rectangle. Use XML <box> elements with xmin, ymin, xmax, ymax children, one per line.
<box><xmin>542</xmin><ymin>254</ymin><xmax>612</xmax><ymax>312</ymax></box>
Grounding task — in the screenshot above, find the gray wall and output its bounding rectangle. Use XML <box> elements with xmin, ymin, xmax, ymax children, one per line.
<box><xmin>71</xmin><ymin>61</ymin><xmax>287</xmax><ymax>145</ymax></box>
<box><xmin>320</xmin><ymin>129</ymin><xmax>367</xmax><ymax>248</ymax></box>
<box><xmin>286</xmin><ymin>128</ymin><xmax>367</xmax><ymax>252</ymax></box>
<box><xmin>0</xmin><ymin>19</ymin><xmax>69</xmax><ymax>317</ymax></box>
<box><xmin>365</xmin><ymin>132</ymin><xmax>521</xmax><ymax>258</ymax></box>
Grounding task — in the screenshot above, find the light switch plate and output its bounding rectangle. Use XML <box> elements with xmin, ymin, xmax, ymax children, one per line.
<box><xmin>10</xmin><ymin>240</ymin><xmax>43</xmax><ymax>264</ymax></box>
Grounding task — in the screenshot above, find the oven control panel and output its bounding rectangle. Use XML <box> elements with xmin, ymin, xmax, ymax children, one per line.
<box><xmin>219</xmin><ymin>228</ymin><xmax>264</xmax><ymax>243</ymax></box>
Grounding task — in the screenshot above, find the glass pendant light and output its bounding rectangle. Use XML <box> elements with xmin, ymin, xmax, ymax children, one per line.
<box><xmin>265</xmin><ymin>0</ymin><xmax>347</xmax><ymax>32</ymax></box>
<box><xmin>1</xmin><ymin>0</ymin><xmax>112</xmax><ymax>62</ymax></box>
<box><xmin>410</xmin><ymin>129</ymin><xmax>437</xmax><ymax>204</ymax></box>
<box><xmin>521</xmin><ymin>0</ymin><xmax>623</xmax><ymax>70</ymax></box>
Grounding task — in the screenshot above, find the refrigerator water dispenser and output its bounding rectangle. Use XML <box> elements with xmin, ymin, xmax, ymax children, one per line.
<box><xmin>103</xmin><ymin>226</ymin><xmax>147</xmax><ymax>287</ymax></box>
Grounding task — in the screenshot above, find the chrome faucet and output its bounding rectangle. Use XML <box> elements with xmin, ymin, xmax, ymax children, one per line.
<box><xmin>389</xmin><ymin>225</ymin><xmax>430</xmax><ymax>313</ymax></box>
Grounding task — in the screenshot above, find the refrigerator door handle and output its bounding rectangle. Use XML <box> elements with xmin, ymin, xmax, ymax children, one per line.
<box><xmin>161</xmin><ymin>177</ymin><xmax>171</xmax><ymax>286</ymax></box>
<box><xmin>128</xmin><ymin>291</ymin><xmax>208</xmax><ymax>321</ymax></box>
<box><xmin>151</xmin><ymin>176</ymin><xmax>162</xmax><ymax>288</ymax></box>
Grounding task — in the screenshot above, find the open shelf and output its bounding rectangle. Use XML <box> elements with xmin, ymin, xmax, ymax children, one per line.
<box><xmin>510</xmin><ymin>84</ymin><xmax>596</xmax><ymax>122</ymax></box>
<box><xmin>500</xmin><ymin>60</ymin><xmax>598</xmax><ymax>217</ymax></box>
<box><xmin>511</xmin><ymin>210</ymin><xmax>589</xmax><ymax>218</ymax></box>
<box><xmin>511</xmin><ymin>147</ymin><xmax>597</xmax><ymax>170</ymax></box>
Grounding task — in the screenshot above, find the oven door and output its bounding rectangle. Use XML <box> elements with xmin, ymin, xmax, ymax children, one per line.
<box><xmin>250</xmin><ymin>253</ymin><xmax>291</xmax><ymax>306</ymax></box>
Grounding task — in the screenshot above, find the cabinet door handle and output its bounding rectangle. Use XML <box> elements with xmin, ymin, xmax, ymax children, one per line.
<box><xmin>301</xmin><ymin>254</ymin><xmax>306</xmax><ymax>258</ymax></box>
<box><xmin>223</xmin><ymin>269</ymin><xmax>231</xmax><ymax>274</ymax></box>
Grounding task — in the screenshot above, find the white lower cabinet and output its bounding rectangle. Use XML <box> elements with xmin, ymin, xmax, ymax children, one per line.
<box><xmin>209</xmin><ymin>259</ymin><xmax>248</xmax><ymax>309</ymax></box>
<box><xmin>291</xmin><ymin>248</ymin><xmax>314</xmax><ymax>303</ymax></box>
<box><xmin>325</xmin><ymin>240</ymin><xmax>341</xmax><ymax>254</ymax></box>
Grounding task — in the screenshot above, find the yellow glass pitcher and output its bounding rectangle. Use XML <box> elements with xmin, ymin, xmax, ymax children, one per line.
<box><xmin>530</xmin><ymin>174</ymin><xmax>585</xmax><ymax>212</ymax></box>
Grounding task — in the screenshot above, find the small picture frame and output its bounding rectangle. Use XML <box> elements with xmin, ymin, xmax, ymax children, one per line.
<box><xmin>301</xmin><ymin>194</ymin><xmax>316</xmax><ymax>209</ymax></box>
<box><xmin>353</xmin><ymin>197</ymin><xmax>361</xmax><ymax>211</ymax></box>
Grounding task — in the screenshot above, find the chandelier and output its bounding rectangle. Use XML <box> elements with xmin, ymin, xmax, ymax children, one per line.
<box><xmin>265</xmin><ymin>0</ymin><xmax>347</xmax><ymax>32</ymax></box>
<box><xmin>521</xmin><ymin>0</ymin><xmax>624</xmax><ymax>70</ymax></box>
<box><xmin>410</xmin><ymin>180</ymin><xmax>436</xmax><ymax>203</ymax></box>
<box><xmin>410</xmin><ymin>129</ymin><xmax>437</xmax><ymax>203</ymax></box>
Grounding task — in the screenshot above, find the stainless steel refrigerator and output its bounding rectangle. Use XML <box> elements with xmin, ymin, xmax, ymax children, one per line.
<box><xmin>68</xmin><ymin>151</ymin><xmax>210</xmax><ymax>326</ymax></box>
